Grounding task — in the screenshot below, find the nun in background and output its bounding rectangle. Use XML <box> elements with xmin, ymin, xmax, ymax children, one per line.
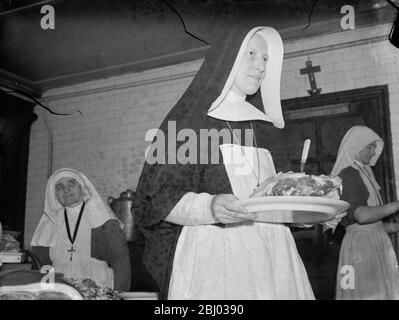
<box><xmin>30</xmin><ymin>168</ymin><xmax>131</xmax><ymax>291</ymax></box>
<box><xmin>332</xmin><ymin>126</ymin><xmax>399</xmax><ymax>300</ymax></box>
<box><xmin>135</xmin><ymin>26</ymin><xmax>314</xmax><ymax>300</ymax></box>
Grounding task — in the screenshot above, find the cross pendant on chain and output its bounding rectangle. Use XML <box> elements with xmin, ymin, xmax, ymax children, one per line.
<box><xmin>67</xmin><ymin>246</ymin><xmax>76</xmax><ymax>262</ymax></box>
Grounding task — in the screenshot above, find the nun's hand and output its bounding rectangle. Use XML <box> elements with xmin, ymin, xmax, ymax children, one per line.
<box><xmin>210</xmin><ymin>194</ymin><xmax>254</xmax><ymax>224</ymax></box>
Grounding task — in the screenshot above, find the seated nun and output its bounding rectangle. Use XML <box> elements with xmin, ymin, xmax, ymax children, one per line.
<box><xmin>30</xmin><ymin>168</ymin><xmax>131</xmax><ymax>291</ymax></box>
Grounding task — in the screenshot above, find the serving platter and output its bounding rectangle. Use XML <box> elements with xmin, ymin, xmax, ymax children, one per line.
<box><xmin>0</xmin><ymin>283</ymin><xmax>84</xmax><ymax>300</ymax></box>
<box><xmin>235</xmin><ymin>196</ymin><xmax>349</xmax><ymax>224</ymax></box>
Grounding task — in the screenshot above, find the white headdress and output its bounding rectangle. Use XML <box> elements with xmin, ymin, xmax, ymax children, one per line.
<box><xmin>331</xmin><ymin>126</ymin><xmax>383</xmax><ymax>176</ymax></box>
<box><xmin>207</xmin><ymin>26</ymin><xmax>285</xmax><ymax>128</ymax></box>
<box><xmin>31</xmin><ymin>168</ymin><xmax>119</xmax><ymax>247</ymax></box>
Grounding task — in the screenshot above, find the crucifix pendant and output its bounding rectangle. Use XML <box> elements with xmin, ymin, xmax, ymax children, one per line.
<box><xmin>67</xmin><ymin>246</ymin><xmax>76</xmax><ymax>262</ymax></box>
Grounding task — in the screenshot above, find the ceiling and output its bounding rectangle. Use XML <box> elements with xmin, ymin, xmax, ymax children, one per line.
<box><xmin>0</xmin><ymin>0</ymin><xmax>397</xmax><ymax>97</ymax></box>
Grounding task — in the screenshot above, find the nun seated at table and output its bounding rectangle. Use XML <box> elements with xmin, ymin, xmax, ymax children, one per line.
<box><xmin>30</xmin><ymin>168</ymin><xmax>131</xmax><ymax>291</ymax></box>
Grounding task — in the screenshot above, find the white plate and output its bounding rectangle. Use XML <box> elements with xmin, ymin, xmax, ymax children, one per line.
<box><xmin>236</xmin><ymin>196</ymin><xmax>349</xmax><ymax>224</ymax></box>
<box><xmin>0</xmin><ymin>283</ymin><xmax>84</xmax><ymax>300</ymax></box>
<box><xmin>117</xmin><ymin>292</ymin><xmax>158</xmax><ymax>300</ymax></box>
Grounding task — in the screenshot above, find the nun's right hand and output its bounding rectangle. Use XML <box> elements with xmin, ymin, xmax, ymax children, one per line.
<box><xmin>210</xmin><ymin>194</ymin><xmax>254</xmax><ymax>224</ymax></box>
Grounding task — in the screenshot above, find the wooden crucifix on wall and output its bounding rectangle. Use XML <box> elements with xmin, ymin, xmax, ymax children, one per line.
<box><xmin>300</xmin><ymin>60</ymin><xmax>322</xmax><ymax>96</ymax></box>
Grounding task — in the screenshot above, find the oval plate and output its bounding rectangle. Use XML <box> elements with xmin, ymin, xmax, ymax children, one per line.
<box><xmin>236</xmin><ymin>196</ymin><xmax>350</xmax><ymax>224</ymax></box>
<box><xmin>0</xmin><ymin>283</ymin><xmax>83</xmax><ymax>300</ymax></box>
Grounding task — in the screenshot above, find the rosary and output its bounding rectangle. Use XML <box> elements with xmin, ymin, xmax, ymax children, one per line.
<box><xmin>64</xmin><ymin>201</ymin><xmax>85</xmax><ymax>262</ymax></box>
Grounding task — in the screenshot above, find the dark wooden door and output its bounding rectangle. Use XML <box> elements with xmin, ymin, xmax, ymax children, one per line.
<box><xmin>0</xmin><ymin>92</ymin><xmax>36</xmax><ymax>246</ymax></box>
<box><xmin>256</xmin><ymin>85</ymin><xmax>395</xmax><ymax>299</ymax></box>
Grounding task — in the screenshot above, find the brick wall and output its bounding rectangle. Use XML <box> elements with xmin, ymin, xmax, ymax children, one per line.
<box><xmin>24</xmin><ymin>23</ymin><xmax>399</xmax><ymax>246</ymax></box>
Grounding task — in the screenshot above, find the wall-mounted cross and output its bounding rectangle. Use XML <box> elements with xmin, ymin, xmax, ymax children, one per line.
<box><xmin>300</xmin><ymin>60</ymin><xmax>322</xmax><ymax>96</ymax></box>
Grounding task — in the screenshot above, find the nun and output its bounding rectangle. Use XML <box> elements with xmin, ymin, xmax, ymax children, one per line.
<box><xmin>135</xmin><ymin>26</ymin><xmax>314</xmax><ymax>300</ymax></box>
<box><xmin>30</xmin><ymin>168</ymin><xmax>131</xmax><ymax>291</ymax></box>
<box><xmin>332</xmin><ymin>126</ymin><xmax>399</xmax><ymax>300</ymax></box>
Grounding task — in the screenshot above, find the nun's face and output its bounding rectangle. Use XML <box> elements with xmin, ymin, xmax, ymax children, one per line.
<box><xmin>231</xmin><ymin>34</ymin><xmax>268</xmax><ymax>96</ymax></box>
<box><xmin>55</xmin><ymin>177</ymin><xmax>84</xmax><ymax>207</ymax></box>
<box><xmin>357</xmin><ymin>141</ymin><xmax>377</xmax><ymax>165</ymax></box>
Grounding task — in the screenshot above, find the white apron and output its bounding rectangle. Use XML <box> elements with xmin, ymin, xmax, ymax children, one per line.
<box><xmin>50</xmin><ymin>205</ymin><xmax>114</xmax><ymax>289</ymax></box>
<box><xmin>336</xmin><ymin>222</ymin><xmax>399</xmax><ymax>300</ymax></box>
<box><xmin>167</xmin><ymin>144</ymin><xmax>314</xmax><ymax>299</ymax></box>
<box><xmin>336</xmin><ymin>165</ymin><xmax>399</xmax><ymax>300</ymax></box>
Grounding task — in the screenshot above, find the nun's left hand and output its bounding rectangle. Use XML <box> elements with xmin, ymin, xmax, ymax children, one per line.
<box><xmin>383</xmin><ymin>222</ymin><xmax>399</xmax><ymax>234</ymax></box>
<box><xmin>210</xmin><ymin>194</ymin><xmax>255</xmax><ymax>224</ymax></box>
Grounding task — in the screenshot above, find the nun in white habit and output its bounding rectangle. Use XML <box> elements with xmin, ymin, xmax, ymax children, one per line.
<box><xmin>331</xmin><ymin>126</ymin><xmax>399</xmax><ymax>300</ymax></box>
<box><xmin>30</xmin><ymin>168</ymin><xmax>131</xmax><ymax>291</ymax></box>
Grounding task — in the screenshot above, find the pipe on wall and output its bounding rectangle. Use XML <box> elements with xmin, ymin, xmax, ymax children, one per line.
<box><xmin>42</xmin><ymin>110</ymin><xmax>54</xmax><ymax>179</ymax></box>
